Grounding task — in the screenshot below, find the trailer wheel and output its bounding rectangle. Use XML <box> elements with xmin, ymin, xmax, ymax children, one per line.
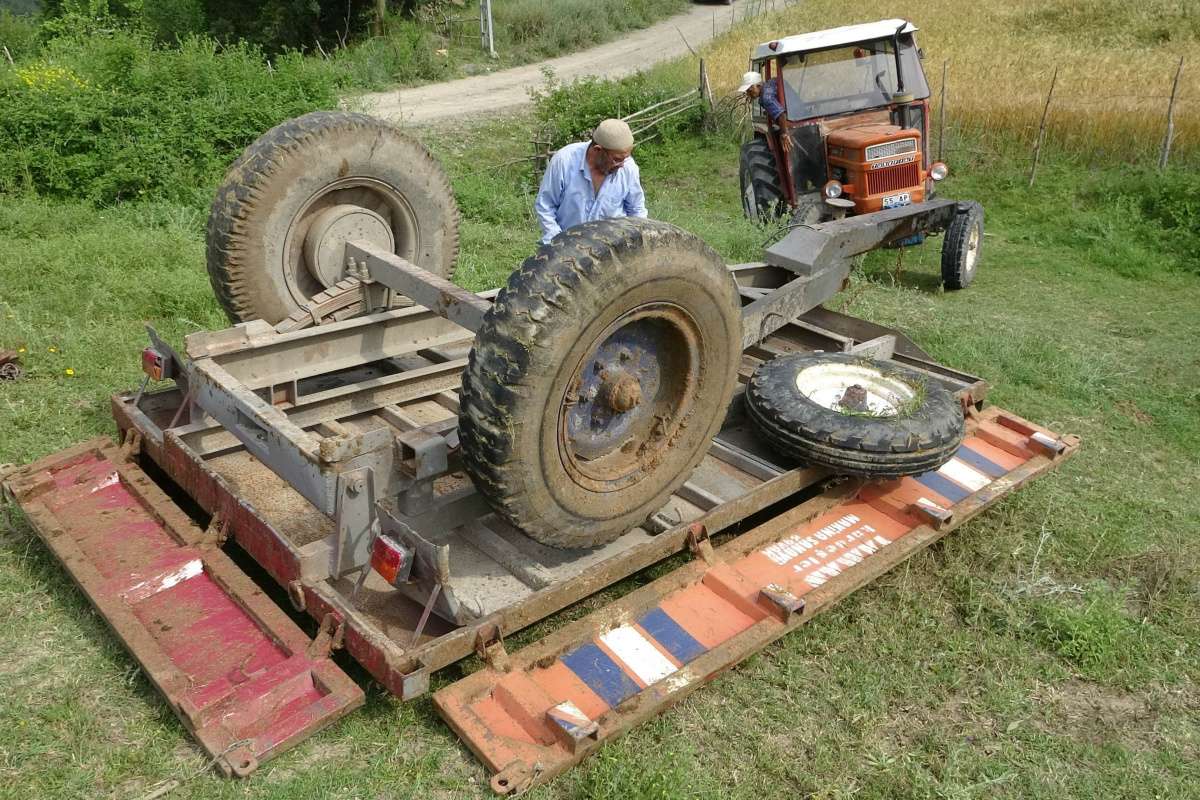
<box><xmin>940</xmin><ymin>202</ymin><xmax>983</xmax><ymax>290</ymax></box>
<box><xmin>746</xmin><ymin>352</ymin><xmax>964</xmax><ymax>479</ymax></box>
<box><xmin>739</xmin><ymin>137</ymin><xmax>786</xmax><ymax>223</ymax></box>
<box><xmin>206</xmin><ymin>111</ymin><xmax>460</xmax><ymax>325</ymax></box>
<box><xmin>460</xmin><ymin>219</ymin><xmax>742</xmax><ymax>549</ymax></box>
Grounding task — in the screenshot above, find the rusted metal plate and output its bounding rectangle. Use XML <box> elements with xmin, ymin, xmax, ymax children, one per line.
<box><xmin>1</xmin><ymin>439</ymin><xmax>363</xmax><ymax>776</ymax></box>
<box><xmin>434</xmin><ymin>408</ymin><xmax>1079</xmax><ymax>794</ymax></box>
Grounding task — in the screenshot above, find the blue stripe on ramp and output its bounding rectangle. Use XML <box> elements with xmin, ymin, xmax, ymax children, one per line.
<box><xmin>956</xmin><ymin>444</ymin><xmax>1008</xmax><ymax>479</ymax></box>
<box><xmin>637</xmin><ymin>607</ymin><xmax>707</xmax><ymax>665</ymax></box>
<box><xmin>560</xmin><ymin>643</ymin><xmax>641</xmax><ymax>709</ymax></box>
<box><xmin>915</xmin><ymin>471</ymin><xmax>971</xmax><ymax>505</ymax></box>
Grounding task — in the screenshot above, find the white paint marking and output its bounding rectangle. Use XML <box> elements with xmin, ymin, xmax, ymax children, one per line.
<box><xmin>938</xmin><ymin>458</ymin><xmax>991</xmax><ymax>492</ymax></box>
<box><xmin>122</xmin><ymin>558</ymin><xmax>203</xmax><ymax>603</ymax></box>
<box><xmin>551</xmin><ymin>700</ymin><xmax>591</xmax><ymax>725</ymax></box>
<box><xmin>90</xmin><ymin>472</ymin><xmax>119</xmax><ymax>493</ymax></box>
<box><xmin>599</xmin><ymin>625</ymin><xmax>677</xmax><ymax>686</ymax></box>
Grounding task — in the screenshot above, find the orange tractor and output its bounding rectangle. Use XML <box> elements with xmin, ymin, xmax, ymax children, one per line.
<box><xmin>739</xmin><ymin>19</ymin><xmax>984</xmax><ymax>289</ymax></box>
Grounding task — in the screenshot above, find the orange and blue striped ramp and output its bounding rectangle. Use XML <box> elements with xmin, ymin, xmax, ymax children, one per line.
<box><xmin>434</xmin><ymin>409</ymin><xmax>1078</xmax><ymax>795</ymax></box>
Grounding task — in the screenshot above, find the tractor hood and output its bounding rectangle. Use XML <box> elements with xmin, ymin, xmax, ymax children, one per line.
<box><xmin>826</xmin><ymin>123</ymin><xmax>918</xmax><ymax>150</ymax></box>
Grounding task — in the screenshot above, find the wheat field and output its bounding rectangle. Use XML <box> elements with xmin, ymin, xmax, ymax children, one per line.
<box><xmin>703</xmin><ymin>0</ymin><xmax>1198</xmax><ymax>160</ymax></box>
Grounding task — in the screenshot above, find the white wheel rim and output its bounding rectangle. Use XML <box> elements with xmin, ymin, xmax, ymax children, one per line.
<box><xmin>964</xmin><ymin>223</ymin><xmax>980</xmax><ymax>273</ymax></box>
<box><xmin>795</xmin><ymin>363</ymin><xmax>918</xmax><ymax>417</ymax></box>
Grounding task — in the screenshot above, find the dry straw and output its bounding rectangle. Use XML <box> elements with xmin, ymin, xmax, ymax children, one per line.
<box><xmin>702</xmin><ymin>0</ymin><xmax>1197</xmax><ymax>161</ymax></box>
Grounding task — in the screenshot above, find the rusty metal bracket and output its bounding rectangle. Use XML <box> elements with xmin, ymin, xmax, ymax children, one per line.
<box><xmin>685</xmin><ymin>523</ymin><xmax>714</xmax><ymax>564</ymax></box>
<box><xmin>307</xmin><ymin>613</ymin><xmax>346</xmax><ymax>660</ymax></box>
<box><xmin>119</xmin><ymin>428</ymin><xmax>143</xmax><ymax>461</ymax></box>
<box><xmin>287</xmin><ymin>580</ymin><xmax>307</xmax><ymax>612</ymax></box>
<box><xmin>201</xmin><ymin>513</ymin><xmax>230</xmax><ymax>548</ymax></box>
<box><xmin>474</xmin><ymin>623</ymin><xmax>511</xmax><ymax>673</ymax></box>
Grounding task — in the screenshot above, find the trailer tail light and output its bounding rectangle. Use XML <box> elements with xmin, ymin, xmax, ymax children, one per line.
<box><xmin>141</xmin><ymin>347</ymin><xmax>171</xmax><ymax>381</ymax></box>
<box><xmin>371</xmin><ymin>534</ymin><xmax>414</xmax><ymax>586</ymax></box>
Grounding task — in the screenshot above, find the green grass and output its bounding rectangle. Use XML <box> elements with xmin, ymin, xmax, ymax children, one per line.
<box><xmin>1</xmin><ymin>115</ymin><xmax>1199</xmax><ymax>798</ymax></box>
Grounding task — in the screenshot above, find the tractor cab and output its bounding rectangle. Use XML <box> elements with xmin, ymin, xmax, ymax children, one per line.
<box><xmin>740</xmin><ymin>19</ymin><xmax>947</xmax><ymax>224</ymax></box>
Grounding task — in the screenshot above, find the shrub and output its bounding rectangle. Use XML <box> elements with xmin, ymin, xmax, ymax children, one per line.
<box><xmin>0</xmin><ymin>9</ymin><xmax>41</xmax><ymax>61</ymax></box>
<box><xmin>330</xmin><ymin>18</ymin><xmax>442</xmax><ymax>90</ymax></box>
<box><xmin>0</xmin><ymin>32</ymin><xmax>338</xmax><ymax>204</ymax></box>
<box><xmin>530</xmin><ymin>69</ymin><xmax>702</xmax><ymax>151</ymax></box>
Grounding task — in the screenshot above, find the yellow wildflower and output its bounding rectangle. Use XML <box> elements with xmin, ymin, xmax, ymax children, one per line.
<box><xmin>65</xmin><ymin>368</ymin><xmax>75</xmax><ymax>377</ymax></box>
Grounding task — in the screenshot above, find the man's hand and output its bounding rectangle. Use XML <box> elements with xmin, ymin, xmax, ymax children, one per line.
<box><xmin>780</xmin><ymin>133</ymin><xmax>792</xmax><ymax>156</ymax></box>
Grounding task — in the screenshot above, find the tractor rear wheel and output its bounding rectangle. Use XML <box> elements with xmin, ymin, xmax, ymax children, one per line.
<box><xmin>206</xmin><ymin>111</ymin><xmax>460</xmax><ymax>325</ymax></box>
<box><xmin>739</xmin><ymin>137</ymin><xmax>786</xmax><ymax>223</ymax></box>
<box><xmin>459</xmin><ymin>219</ymin><xmax>742</xmax><ymax>549</ymax></box>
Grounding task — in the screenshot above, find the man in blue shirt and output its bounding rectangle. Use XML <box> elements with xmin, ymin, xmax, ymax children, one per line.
<box><xmin>739</xmin><ymin>71</ymin><xmax>792</xmax><ymax>155</ymax></box>
<box><xmin>534</xmin><ymin>118</ymin><xmax>648</xmax><ymax>244</ymax></box>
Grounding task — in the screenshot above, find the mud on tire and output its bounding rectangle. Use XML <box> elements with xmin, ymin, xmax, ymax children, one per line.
<box><xmin>459</xmin><ymin>218</ymin><xmax>742</xmax><ymax>549</ymax></box>
<box><xmin>206</xmin><ymin>111</ymin><xmax>460</xmax><ymax>325</ymax></box>
<box><xmin>746</xmin><ymin>352</ymin><xmax>965</xmax><ymax>479</ymax></box>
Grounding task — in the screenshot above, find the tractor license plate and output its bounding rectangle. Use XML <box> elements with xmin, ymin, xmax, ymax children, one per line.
<box><xmin>883</xmin><ymin>192</ymin><xmax>912</xmax><ymax>209</ymax></box>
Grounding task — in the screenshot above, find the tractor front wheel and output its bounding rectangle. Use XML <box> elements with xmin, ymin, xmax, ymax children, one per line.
<box><xmin>940</xmin><ymin>202</ymin><xmax>984</xmax><ymax>290</ymax></box>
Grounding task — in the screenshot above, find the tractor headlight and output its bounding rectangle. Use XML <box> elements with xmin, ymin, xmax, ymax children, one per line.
<box><xmin>823</xmin><ymin>180</ymin><xmax>843</xmax><ymax>199</ymax></box>
<box><xmin>929</xmin><ymin>162</ymin><xmax>949</xmax><ymax>181</ymax></box>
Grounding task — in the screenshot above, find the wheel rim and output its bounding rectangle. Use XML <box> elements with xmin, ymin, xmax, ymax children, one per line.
<box><xmin>964</xmin><ymin>221</ymin><xmax>981</xmax><ymax>274</ymax></box>
<box><xmin>282</xmin><ymin>177</ymin><xmax>421</xmax><ymax>307</ymax></box>
<box><xmin>559</xmin><ymin>303</ymin><xmax>702</xmax><ymax>493</ymax></box>
<box><xmin>794</xmin><ymin>362</ymin><xmax>918</xmax><ymax>417</ymax></box>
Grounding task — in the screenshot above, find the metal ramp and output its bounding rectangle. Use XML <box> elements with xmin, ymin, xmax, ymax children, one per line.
<box><xmin>2</xmin><ymin>439</ymin><xmax>364</xmax><ymax>776</ymax></box>
<box><xmin>434</xmin><ymin>409</ymin><xmax>1078</xmax><ymax>794</ymax></box>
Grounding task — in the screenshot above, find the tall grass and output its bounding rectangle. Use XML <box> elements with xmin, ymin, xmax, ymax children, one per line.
<box><xmin>704</xmin><ymin>0</ymin><xmax>1199</xmax><ymax>161</ymax></box>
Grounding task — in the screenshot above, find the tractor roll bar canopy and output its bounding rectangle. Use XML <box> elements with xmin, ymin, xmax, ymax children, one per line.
<box><xmin>751</xmin><ymin>19</ymin><xmax>917</xmax><ymax>61</ymax></box>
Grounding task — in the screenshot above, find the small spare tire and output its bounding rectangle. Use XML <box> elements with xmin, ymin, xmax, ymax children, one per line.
<box><xmin>206</xmin><ymin>111</ymin><xmax>460</xmax><ymax>325</ymax></box>
<box><xmin>745</xmin><ymin>352</ymin><xmax>964</xmax><ymax>478</ymax></box>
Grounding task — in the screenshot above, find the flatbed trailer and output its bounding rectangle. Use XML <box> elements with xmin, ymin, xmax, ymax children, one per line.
<box><xmin>0</xmin><ymin>109</ymin><xmax>1076</xmax><ymax>795</ymax></box>
<box><xmin>2</xmin><ymin>263</ymin><xmax>1076</xmax><ymax>790</ymax></box>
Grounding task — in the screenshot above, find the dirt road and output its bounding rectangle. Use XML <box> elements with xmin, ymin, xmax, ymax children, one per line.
<box><xmin>359</xmin><ymin>3</ymin><xmax>740</xmax><ymax>124</ymax></box>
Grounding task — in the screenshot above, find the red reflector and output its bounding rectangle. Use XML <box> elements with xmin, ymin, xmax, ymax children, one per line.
<box><xmin>142</xmin><ymin>347</ymin><xmax>166</xmax><ymax>381</ymax></box>
<box><xmin>371</xmin><ymin>535</ymin><xmax>412</xmax><ymax>586</ymax></box>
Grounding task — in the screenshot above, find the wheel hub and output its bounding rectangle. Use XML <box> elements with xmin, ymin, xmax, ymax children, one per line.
<box><xmin>560</xmin><ymin>305</ymin><xmax>701</xmax><ymax>490</ymax></box>
<box><xmin>303</xmin><ymin>204</ymin><xmax>395</xmax><ymax>288</ymax></box>
<box><xmin>795</xmin><ymin>362</ymin><xmax>917</xmax><ymax>417</ymax></box>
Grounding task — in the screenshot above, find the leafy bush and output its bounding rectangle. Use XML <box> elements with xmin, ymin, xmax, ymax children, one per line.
<box><xmin>497</xmin><ymin>0</ymin><xmax>688</xmax><ymax>57</ymax></box>
<box><xmin>531</xmin><ymin>69</ymin><xmax>701</xmax><ymax>151</ymax></box>
<box><xmin>329</xmin><ymin>18</ymin><xmax>443</xmax><ymax>89</ymax></box>
<box><xmin>0</xmin><ymin>31</ymin><xmax>337</xmax><ymax>204</ymax></box>
<box><xmin>0</xmin><ymin>10</ymin><xmax>41</xmax><ymax>61</ymax></box>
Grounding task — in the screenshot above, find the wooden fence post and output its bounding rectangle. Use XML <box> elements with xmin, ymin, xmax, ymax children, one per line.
<box><xmin>1028</xmin><ymin>66</ymin><xmax>1058</xmax><ymax>188</ymax></box>
<box><xmin>1159</xmin><ymin>57</ymin><xmax>1184</xmax><ymax>171</ymax></box>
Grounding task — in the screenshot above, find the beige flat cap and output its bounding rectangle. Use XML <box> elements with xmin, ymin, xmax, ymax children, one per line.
<box><xmin>592</xmin><ymin>118</ymin><xmax>634</xmax><ymax>151</ymax></box>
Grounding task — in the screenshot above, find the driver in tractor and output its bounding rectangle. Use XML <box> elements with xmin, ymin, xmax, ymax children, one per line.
<box><xmin>739</xmin><ymin>71</ymin><xmax>791</xmax><ymax>155</ymax></box>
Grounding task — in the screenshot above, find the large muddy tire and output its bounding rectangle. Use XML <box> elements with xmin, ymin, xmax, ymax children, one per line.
<box><xmin>206</xmin><ymin>111</ymin><xmax>459</xmax><ymax>325</ymax></box>
<box><xmin>459</xmin><ymin>218</ymin><xmax>742</xmax><ymax>549</ymax></box>
<box><xmin>941</xmin><ymin>201</ymin><xmax>983</xmax><ymax>290</ymax></box>
<box><xmin>746</xmin><ymin>352</ymin><xmax>964</xmax><ymax>479</ymax></box>
<box><xmin>739</xmin><ymin>137</ymin><xmax>786</xmax><ymax>223</ymax></box>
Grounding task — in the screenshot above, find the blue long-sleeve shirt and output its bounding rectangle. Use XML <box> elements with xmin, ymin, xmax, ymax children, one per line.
<box><xmin>534</xmin><ymin>141</ymin><xmax>648</xmax><ymax>244</ymax></box>
<box><xmin>760</xmin><ymin>77</ymin><xmax>785</xmax><ymax>123</ymax></box>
